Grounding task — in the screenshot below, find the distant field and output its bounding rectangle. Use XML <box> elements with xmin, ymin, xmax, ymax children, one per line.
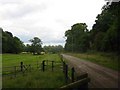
<box><xmin>2</xmin><ymin>53</ymin><xmax>61</xmax><ymax>67</ymax></box>
<box><xmin>67</xmin><ymin>52</ymin><xmax>119</xmax><ymax>71</ymax></box>
<box><xmin>2</xmin><ymin>54</ymin><xmax>65</xmax><ymax>88</ymax></box>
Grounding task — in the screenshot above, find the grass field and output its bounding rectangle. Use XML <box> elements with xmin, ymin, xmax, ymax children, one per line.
<box><xmin>67</xmin><ymin>52</ymin><xmax>119</xmax><ymax>71</ymax></box>
<box><xmin>2</xmin><ymin>54</ymin><xmax>65</xmax><ymax>88</ymax></box>
<box><xmin>2</xmin><ymin>53</ymin><xmax>61</xmax><ymax>67</ymax></box>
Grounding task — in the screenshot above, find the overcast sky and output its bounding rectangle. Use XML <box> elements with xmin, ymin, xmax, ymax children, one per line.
<box><xmin>0</xmin><ymin>0</ymin><xmax>106</xmax><ymax>46</ymax></box>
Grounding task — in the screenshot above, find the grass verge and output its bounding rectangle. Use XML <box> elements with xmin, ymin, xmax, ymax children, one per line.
<box><xmin>66</xmin><ymin>52</ymin><xmax>119</xmax><ymax>71</ymax></box>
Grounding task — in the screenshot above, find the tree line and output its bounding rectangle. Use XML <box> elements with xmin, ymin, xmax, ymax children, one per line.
<box><xmin>1</xmin><ymin>2</ymin><xmax>119</xmax><ymax>54</ymax></box>
<box><xmin>44</xmin><ymin>45</ymin><xmax>63</xmax><ymax>54</ymax></box>
<box><xmin>1</xmin><ymin>28</ymin><xmax>63</xmax><ymax>54</ymax></box>
<box><xmin>65</xmin><ymin>2</ymin><xmax>119</xmax><ymax>53</ymax></box>
<box><xmin>1</xmin><ymin>28</ymin><xmax>24</xmax><ymax>54</ymax></box>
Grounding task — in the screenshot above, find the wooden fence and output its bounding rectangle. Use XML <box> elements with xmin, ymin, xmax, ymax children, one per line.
<box><xmin>3</xmin><ymin>62</ymin><xmax>38</xmax><ymax>77</ymax></box>
<box><xmin>2</xmin><ymin>60</ymin><xmax>62</xmax><ymax>77</ymax></box>
<box><xmin>3</xmin><ymin>54</ymin><xmax>90</xmax><ymax>88</ymax></box>
<box><xmin>60</xmin><ymin>54</ymin><xmax>90</xmax><ymax>88</ymax></box>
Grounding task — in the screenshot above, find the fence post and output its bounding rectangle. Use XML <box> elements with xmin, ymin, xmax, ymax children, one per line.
<box><xmin>65</xmin><ymin>64</ymin><xmax>68</xmax><ymax>83</ymax></box>
<box><xmin>42</xmin><ymin>60</ymin><xmax>45</xmax><ymax>72</ymax></box>
<box><xmin>52</xmin><ymin>61</ymin><xmax>54</xmax><ymax>71</ymax></box>
<box><xmin>20</xmin><ymin>62</ymin><xmax>23</xmax><ymax>72</ymax></box>
<box><xmin>71</xmin><ymin>67</ymin><xmax>75</xmax><ymax>82</ymax></box>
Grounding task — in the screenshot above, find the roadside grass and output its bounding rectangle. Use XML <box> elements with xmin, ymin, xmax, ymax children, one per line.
<box><xmin>67</xmin><ymin>52</ymin><xmax>119</xmax><ymax>71</ymax></box>
<box><xmin>3</xmin><ymin>69</ymin><xmax>65</xmax><ymax>88</ymax></box>
<box><xmin>2</xmin><ymin>54</ymin><xmax>65</xmax><ymax>88</ymax></box>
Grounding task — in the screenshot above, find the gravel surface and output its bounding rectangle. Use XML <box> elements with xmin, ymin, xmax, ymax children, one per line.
<box><xmin>62</xmin><ymin>54</ymin><xmax>119</xmax><ymax>88</ymax></box>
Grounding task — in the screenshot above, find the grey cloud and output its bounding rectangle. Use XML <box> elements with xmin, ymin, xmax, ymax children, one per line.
<box><xmin>16</xmin><ymin>27</ymin><xmax>65</xmax><ymax>45</ymax></box>
<box><xmin>0</xmin><ymin>0</ymin><xmax>21</xmax><ymax>4</ymax></box>
<box><xmin>17</xmin><ymin>34</ymin><xmax>32</xmax><ymax>43</ymax></box>
<box><xmin>0</xmin><ymin>0</ymin><xmax>105</xmax><ymax>46</ymax></box>
<box><xmin>18</xmin><ymin>32</ymin><xmax>65</xmax><ymax>45</ymax></box>
<box><xmin>42</xmin><ymin>35</ymin><xmax>64</xmax><ymax>43</ymax></box>
<box><xmin>1</xmin><ymin>1</ymin><xmax>47</xmax><ymax>19</ymax></box>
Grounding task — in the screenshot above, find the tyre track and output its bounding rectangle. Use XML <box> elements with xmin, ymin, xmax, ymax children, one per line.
<box><xmin>62</xmin><ymin>54</ymin><xmax>119</xmax><ymax>88</ymax></box>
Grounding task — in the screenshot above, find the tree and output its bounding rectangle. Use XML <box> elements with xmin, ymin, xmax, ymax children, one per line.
<box><xmin>65</xmin><ymin>23</ymin><xmax>89</xmax><ymax>52</ymax></box>
<box><xmin>64</xmin><ymin>2</ymin><xmax>119</xmax><ymax>53</ymax></box>
<box><xmin>13</xmin><ymin>37</ymin><xmax>24</xmax><ymax>54</ymax></box>
<box><xmin>90</xmin><ymin>2</ymin><xmax>119</xmax><ymax>52</ymax></box>
<box><xmin>29</xmin><ymin>37</ymin><xmax>42</xmax><ymax>55</ymax></box>
<box><xmin>2</xmin><ymin>29</ymin><xmax>24</xmax><ymax>53</ymax></box>
<box><xmin>24</xmin><ymin>44</ymin><xmax>31</xmax><ymax>52</ymax></box>
<box><xmin>0</xmin><ymin>28</ymin><xmax>2</xmax><ymax>53</ymax></box>
<box><xmin>43</xmin><ymin>45</ymin><xmax>63</xmax><ymax>54</ymax></box>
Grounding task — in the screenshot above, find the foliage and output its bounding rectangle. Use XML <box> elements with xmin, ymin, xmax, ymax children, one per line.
<box><xmin>2</xmin><ymin>28</ymin><xmax>24</xmax><ymax>54</ymax></box>
<box><xmin>43</xmin><ymin>45</ymin><xmax>63</xmax><ymax>54</ymax></box>
<box><xmin>26</xmin><ymin>37</ymin><xmax>43</xmax><ymax>55</ymax></box>
<box><xmin>24</xmin><ymin>44</ymin><xmax>31</xmax><ymax>52</ymax></box>
<box><xmin>64</xmin><ymin>2</ymin><xmax>119</xmax><ymax>53</ymax></box>
<box><xmin>65</xmin><ymin>23</ymin><xmax>89</xmax><ymax>52</ymax></box>
<box><xmin>90</xmin><ymin>2</ymin><xmax>119</xmax><ymax>52</ymax></box>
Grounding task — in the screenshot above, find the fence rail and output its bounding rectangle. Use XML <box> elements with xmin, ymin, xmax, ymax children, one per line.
<box><xmin>2</xmin><ymin>60</ymin><xmax>62</xmax><ymax>77</ymax></box>
<box><xmin>60</xmin><ymin>54</ymin><xmax>90</xmax><ymax>88</ymax></box>
<box><xmin>3</xmin><ymin>54</ymin><xmax>90</xmax><ymax>88</ymax></box>
<box><xmin>60</xmin><ymin>77</ymin><xmax>90</xmax><ymax>88</ymax></box>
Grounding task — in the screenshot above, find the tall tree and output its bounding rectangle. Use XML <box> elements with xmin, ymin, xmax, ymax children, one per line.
<box><xmin>0</xmin><ymin>28</ymin><xmax>2</xmax><ymax>53</ymax></box>
<box><xmin>12</xmin><ymin>37</ymin><xmax>24</xmax><ymax>54</ymax></box>
<box><xmin>91</xmin><ymin>2</ymin><xmax>120</xmax><ymax>52</ymax></box>
<box><xmin>65</xmin><ymin>23</ymin><xmax>89</xmax><ymax>52</ymax></box>
<box><xmin>2</xmin><ymin>28</ymin><xmax>24</xmax><ymax>53</ymax></box>
<box><xmin>29</xmin><ymin>37</ymin><xmax>42</xmax><ymax>55</ymax></box>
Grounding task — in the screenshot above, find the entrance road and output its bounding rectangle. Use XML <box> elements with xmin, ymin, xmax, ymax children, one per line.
<box><xmin>62</xmin><ymin>54</ymin><xmax>119</xmax><ymax>88</ymax></box>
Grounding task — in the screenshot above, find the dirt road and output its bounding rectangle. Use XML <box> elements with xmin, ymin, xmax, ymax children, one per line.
<box><xmin>62</xmin><ymin>54</ymin><xmax>119</xmax><ymax>88</ymax></box>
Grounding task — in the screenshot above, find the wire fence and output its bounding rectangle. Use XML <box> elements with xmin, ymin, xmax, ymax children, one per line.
<box><xmin>2</xmin><ymin>54</ymin><xmax>90</xmax><ymax>88</ymax></box>
<box><xmin>60</xmin><ymin>54</ymin><xmax>90</xmax><ymax>88</ymax></box>
<box><xmin>2</xmin><ymin>60</ymin><xmax>62</xmax><ymax>78</ymax></box>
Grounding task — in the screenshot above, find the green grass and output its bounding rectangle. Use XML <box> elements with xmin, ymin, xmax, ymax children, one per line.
<box><xmin>3</xmin><ymin>70</ymin><xmax>65</xmax><ymax>88</ymax></box>
<box><xmin>2</xmin><ymin>53</ymin><xmax>65</xmax><ymax>88</ymax></box>
<box><xmin>67</xmin><ymin>52</ymin><xmax>119</xmax><ymax>71</ymax></box>
<box><xmin>2</xmin><ymin>53</ymin><xmax>61</xmax><ymax>67</ymax></box>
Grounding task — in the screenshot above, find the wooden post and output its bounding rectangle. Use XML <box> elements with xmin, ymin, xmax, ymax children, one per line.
<box><xmin>65</xmin><ymin>64</ymin><xmax>68</xmax><ymax>83</ymax></box>
<box><xmin>71</xmin><ymin>67</ymin><xmax>75</xmax><ymax>82</ymax></box>
<box><xmin>60</xmin><ymin>78</ymin><xmax>90</xmax><ymax>88</ymax></box>
<box><xmin>42</xmin><ymin>60</ymin><xmax>45</xmax><ymax>72</ymax></box>
<box><xmin>77</xmin><ymin>73</ymin><xmax>88</xmax><ymax>80</ymax></box>
<box><xmin>52</xmin><ymin>61</ymin><xmax>54</xmax><ymax>71</ymax></box>
<box><xmin>20</xmin><ymin>62</ymin><xmax>23</xmax><ymax>72</ymax></box>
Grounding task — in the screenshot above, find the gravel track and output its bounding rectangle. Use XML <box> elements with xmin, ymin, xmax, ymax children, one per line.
<box><xmin>62</xmin><ymin>54</ymin><xmax>119</xmax><ymax>88</ymax></box>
